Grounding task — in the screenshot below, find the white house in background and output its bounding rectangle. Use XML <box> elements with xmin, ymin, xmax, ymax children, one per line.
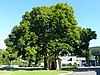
<box><xmin>40</xmin><ymin>56</ymin><xmax>86</xmax><ymax>70</ymax></box>
<box><xmin>59</xmin><ymin>56</ymin><xmax>86</xmax><ymax>67</ymax></box>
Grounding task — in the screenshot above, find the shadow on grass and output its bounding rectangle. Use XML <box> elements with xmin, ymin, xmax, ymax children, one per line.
<box><xmin>0</xmin><ymin>67</ymin><xmax>44</xmax><ymax>71</ymax></box>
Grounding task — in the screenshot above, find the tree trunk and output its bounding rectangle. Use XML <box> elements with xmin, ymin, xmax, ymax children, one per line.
<box><xmin>28</xmin><ymin>60</ymin><xmax>32</xmax><ymax>67</ymax></box>
<box><xmin>35</xmin><ymin>53</ymin><xmax>39</xmax><ymax>66</ymax></box>
<box><xmin>86</xmin><ymin>48</ymin><xmax>89</xmax><ymax>63</ymax></box>
<box><xmin>86</xmin><ymin>43</ymin><xmax>89</xmax><ymax>62</ymax></box>
<box><xmin>44</xmin><ymin>53</ymin><xmax>47</xmax><ymax>70</ymax></box>
<box><xmin>43</xmin><ymin>44</ymin><xmax>47</xmax><ymax>70</ymax></box>
<box><xmin>55</xmin><ymin>53</ymin><xmax>57</xmax><ymax>70</ymax></box>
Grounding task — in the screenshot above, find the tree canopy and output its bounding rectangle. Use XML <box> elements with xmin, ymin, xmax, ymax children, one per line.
<box><xmin>4</xmin><ymin>3</ymin><xmax>97</xmax><ymax>69</ymax></box>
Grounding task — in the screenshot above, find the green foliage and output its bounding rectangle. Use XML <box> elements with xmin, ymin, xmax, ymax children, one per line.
<box><xmin>89</xmin><ymin>46</ymin><xmax>100</xmax><ymax>56</ymax></box>
<box><xmin>5</xmin><ymin>3</ymin><xmax>80</xmax><ymax>68</ymax></box>
<box><xmin>62</xmin><ymin>66</ymin><xmax>77</xmax><ymax>71</ymax></box>
<box><xmin>80</xmin><ymin>28</ymin><xmax>97</xmax><ymax>61</ymax></box>
<box><xmin>89</xmin><ymin>46</ymin><xmax>100</xmax><ymax>60</ymax></box>
<box><xmin>4</xmin><ymin>3</ymin><xmax>97</xmax><ymax>68</ymax></box>
<box><xmin>0</xmin><ymin>50</ymin><xmax>10</xmax><ymax>65</ymax></box>
<box><xmin>73</xmin><ymin>62</ymin><xmax>78</xmax><ymax>68</ymax></box>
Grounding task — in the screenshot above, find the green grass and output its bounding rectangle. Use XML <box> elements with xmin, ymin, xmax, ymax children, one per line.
<box><xmin>0</xmin><ymin>70</ymin><xmax>67</xmax><ymax>75</ymax></box>
<box><xmin>62</xmin><ymin>66</ymin><xmax>77</xmax><ymax>71</ymax></box>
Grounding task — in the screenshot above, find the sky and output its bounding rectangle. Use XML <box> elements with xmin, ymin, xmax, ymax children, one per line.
<box><xmin>0</xmin><ymin>0</ymin><xmax>100</xmax><ymax>49</ymax></box>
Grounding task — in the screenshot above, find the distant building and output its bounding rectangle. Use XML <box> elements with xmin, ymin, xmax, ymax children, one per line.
<box><xmin>59</xmin><ymin>56</ymin><xmax>86</xmax><ymax>67</ymax></box>
<box><xmin>41</xmin><ymin>55</ymin><xmax>86</xmax><ymax>70</ymax></box>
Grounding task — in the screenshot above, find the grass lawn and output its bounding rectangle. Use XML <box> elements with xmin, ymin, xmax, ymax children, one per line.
<box><xmin>0</xmin><ymin>70</ymin><xmax>67</xmax><ymax>75</ymax></box>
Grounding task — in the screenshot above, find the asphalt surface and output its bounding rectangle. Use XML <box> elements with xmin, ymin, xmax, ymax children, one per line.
<box><xmin>69</xmin><ymin>71</ymin><xmax>96</xmax><ymax>75</ymax></box>
<box><xmin>59</xmin><ymin>67</ymin><xmax>100</xmax><ymax>75</ymax></box>
<box><xmin>73</xmin><ymin>66</ymin><xmax>100</xmax><ymax>75</ymax></box>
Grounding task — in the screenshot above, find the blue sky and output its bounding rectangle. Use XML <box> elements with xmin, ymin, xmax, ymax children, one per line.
<box><xmin>0</xmin><ymin>0</ymin><xmax>100</xmax><ymax>49</ymax></box>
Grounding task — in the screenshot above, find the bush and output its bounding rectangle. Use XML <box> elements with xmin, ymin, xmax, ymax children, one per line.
<box><xmin>73</xmin><ymin>62</ymin><xmax>78</xmax><ymax>68</ymax></box>
<box><xmin>62</xmin><ymin>66</ymin><xmax>77</xmax><ymax>71</ymax></box>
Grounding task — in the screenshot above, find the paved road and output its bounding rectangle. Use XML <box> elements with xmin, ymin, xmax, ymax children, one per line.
<box><xmin>69</xmin><ymin>71</ymin><xmax>96</xmax><ymax>75</ymax></box>
<box><xmin>59</xmin><ymin>67</ymin><xmax>100</xmax><ymax>75</ymax></box>
<box><xmin>59</xmin><ymin>71</ymin><xmax>96</xmax><ymax>75</ymax></box>
<box><xmin>75</xmin><ymin>67</ymin><xmax>100</xmax><ymax>75</ymax></box>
